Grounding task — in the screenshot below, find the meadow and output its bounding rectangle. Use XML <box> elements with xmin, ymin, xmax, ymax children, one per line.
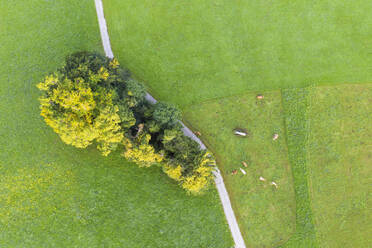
<box><xmin>306</xmin><ymin>84</ymin><xmax>371</xmax><ymax>248</ymax></box>
<box><xmin>103</xmin><ymin>1</ymin><xmax>372</xmax><ymax>246</ymax></box>
<box><xmin>103</xmin><ymin>0</ymin><xmax>372</xmax><ymax>106</ymax></box>
<box><xmin>184</xmin><ymin>85</ymin><xmax>371</xmax><ymax>247</ymax></box>
<box><xmin>0</xmin><ymin>1</ymin><xmax>232</xmax><ymax>247</ymax></box>
<box><xmin>184</xmin><ymin>92</ymin><xmax>296</xmax><ymax>247</ymax></box>
<box><xmin>1</xmin><ymin>0</ymin><xmax>371</xmax><ymax>247</ymax></box>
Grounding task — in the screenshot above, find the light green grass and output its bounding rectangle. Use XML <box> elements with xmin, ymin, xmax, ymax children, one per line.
<box><xmin>2</xmin><ymin>0</ymin><xmax>371</xmax><ymax>247</ymax></box>
<box><xmin>104</xmin><ymin>0</ymin><xmax>372</xmax><ymax>106</ymax></box>
<box><xmin>0</xmin><ymin>1</ymin><xmax>233</xmax><ymax>247</ymax></box>
<box><xmin>306</xmin><ymin>84</ymin><xmax>372</xmax><ymax>248</ymax></box>
<box><xmin>281</xmin><ymin>84</ymin><xmax>372</xmax><ymax>247</ymax></box>
<box><xmin>102</xmin><ymin>0</ymin><xmax>372</xmax><ymax>246</ymax></box>
<box><xmin>184</xmin><ymin>91</ymin><xmax>296</xmax><ymax>247</ymax></box>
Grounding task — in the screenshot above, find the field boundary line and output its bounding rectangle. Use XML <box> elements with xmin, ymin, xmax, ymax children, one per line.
<box><xmin>94</xmin><ymin>1</ymin><xmax>246</xmax><ymax>247</ymax></box>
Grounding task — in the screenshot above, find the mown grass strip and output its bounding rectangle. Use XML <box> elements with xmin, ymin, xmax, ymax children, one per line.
<box><xmin>280</xmin><ymin>88</ymin><xmax>318</xmax><ymax>248</ymax></box>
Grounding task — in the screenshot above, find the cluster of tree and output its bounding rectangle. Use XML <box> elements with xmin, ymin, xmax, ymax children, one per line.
<box><xmin>37</xmin><ymin>52</ymin><xmax>214</xmax><ymax>194</ymax></box>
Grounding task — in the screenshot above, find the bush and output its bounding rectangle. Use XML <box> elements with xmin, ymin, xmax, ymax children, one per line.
<box><xmin>37</xmin><ymin>52</ymin><xmax>214</xmax><ymax>194</ymax></box>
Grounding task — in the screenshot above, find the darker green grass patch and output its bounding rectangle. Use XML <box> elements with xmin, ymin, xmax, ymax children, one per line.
<box><xmin>280</xmin><ymin>88</ymin><xmax>318</xmax><ymax>248</ymax></box>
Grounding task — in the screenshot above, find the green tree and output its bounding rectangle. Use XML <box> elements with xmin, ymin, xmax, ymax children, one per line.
<box><xmin>162</xmin><ymin>133</ymin><xmax>202</xmax><ymax>172</ymax></box>
<box><xmin>161</xmin><ymin>130</ymin><xmax>215</xmax><ymax>194</ymax></box>
<box><xmin>153</xmin><ymin>102</ymin><xmax>181</xmax><ymax>128</ymax></box>
<box><xmin>163</xmin><ymin>150</ymin><xmax>215</xmax><ymax>195</ymax></box>
<box><xmin>123</xmin><ymin>79</ymin><xmax>147</xmax><ymax>108</ymax></box>
<box><xmin>117</xmin><ymin>101</ymin><xmax>136</xmax><ymax>129</ymax></box>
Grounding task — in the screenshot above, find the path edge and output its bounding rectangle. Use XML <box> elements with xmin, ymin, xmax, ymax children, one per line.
<box><xmin>94</xmin><ymin>1</ymin><xmax>246</xmax><ymax>247</ymax></box>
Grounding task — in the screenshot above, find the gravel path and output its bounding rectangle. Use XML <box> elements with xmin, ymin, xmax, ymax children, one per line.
<box><xmin>94</xmin><ymin>1</ymin><xmax>246</xmax><ymax>247</ymax></box>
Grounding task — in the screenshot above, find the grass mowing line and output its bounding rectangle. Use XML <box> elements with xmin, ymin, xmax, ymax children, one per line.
<box><xmin>180</xmin><ymin>81</ymin><xmax>367</xmax><ymax>112</ymax></box>
<box><xmin>280</xmin><ymin>87</ymin><xmax>318</xmax><ymax>248</ymax></box>
<box><xmin>184</xmin><ymin>91</ymin><xmax>296</xmax><ymax>247</ymax></box>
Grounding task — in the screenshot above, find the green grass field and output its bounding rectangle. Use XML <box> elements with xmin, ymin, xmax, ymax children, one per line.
<box><xmin>104</xmin><ymin>0</ymin><xmax>372</xmax><ymax>106</ymax></box>
<box><xmin>184</xmin><ymin>92</ymin><xmax>296</xmax><ymax>247</ymax></box>
<box><xmin>1</xmin><ymin>0</ymin><xmax>372</xmax><ymax>247</ymax></box>
<box><xmin>184</xmin><ymin>85</ymin><xmax>371</xmax><ymax>247</ymax></box>
<box><xmin>306</xmin><ymin>84</ymin><xmax>372</xmax><ymax>248</ymax></box>
<box><xmin>281</xmin><ymin>85</ymin><xmax>372</xmax><ymax>248</ymax></box>
<box><xmin>103</xmin><ymin>1</ymin><xmax>372</xmax><ymax>246</ymax></box>
<box><xmin>0</xmin><ymin>1</ymin><xmax>233</xmax><ymax>247</ymax></box>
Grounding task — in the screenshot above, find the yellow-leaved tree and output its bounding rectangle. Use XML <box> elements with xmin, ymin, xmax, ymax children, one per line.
<box><xmin>37</xmin><ymin>52</ymin><xmax>126</xmax><ymax>156</ymax></box>
<box><xmin>161</xmin><ymin>130</ymin><xmax>215</xmax><ymax>194</ymax></box>
<box><xmin>122</xmin><ymin>132</ymin><xmax>163</xmax><ymax>167</ymax></box>
<box><xmin>180</xmin><ymin>152</ymin><xmax>215</xmax><ymax>194</ymax></box>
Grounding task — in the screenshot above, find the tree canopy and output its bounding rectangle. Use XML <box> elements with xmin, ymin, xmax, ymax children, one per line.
<box><xmin>37</xmin><ymin>52</ymin><xmax>214</xmax><ymax>194</ymax></box>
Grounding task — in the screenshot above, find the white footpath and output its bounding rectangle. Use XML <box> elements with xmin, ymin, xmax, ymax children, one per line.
<box><xmin>94</xmin><ymin>1</ymin><xmax>246</xmax><ymax>247</ymax></box>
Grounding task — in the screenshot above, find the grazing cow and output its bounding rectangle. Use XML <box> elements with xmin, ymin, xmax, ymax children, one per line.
<box><xmin>271</xmin><ymin>181</ymin><xmax>278</xmax><ymax>188</ymax></box>
<box><xmin>240</xmin><ymin>168</ymin><xmax>247</xmax><ymax>175</ymax></box>
<box><xmin>256</xmin><ymin>94</ymin><xmax>264</xmax><ymax>100</ymax></box>
<box><xmin>242</xmin><ymin>161</ymin><xmax>248</xmax><ymax>167</ymax></box>
<box><xmin>135</xmin><ymin>123</ymin><xmax>144</xmax><ymax>138</ymax></box>
<box><xmin>231</xmin><ymin>169</ymin><xmax>238</xmax><ymax>175</ymax></box>
<box><xmin>273</xmin><ymin>133</ymin><xmax>279</xmax><ymax>140</ymax></box>
<box><xmin>234</xmin><ymin>130</ymin><xmax>247</xmax><ymax>136</ymax></box>
<box><xmin>233</xmin><ymin>128</ymin><xmax>248</xmax><ymax>137</ymax></box>
<box><xmin>259</xmin><ymin>176</ymin><xmax>266</xmax><ymax>182</ymax></box>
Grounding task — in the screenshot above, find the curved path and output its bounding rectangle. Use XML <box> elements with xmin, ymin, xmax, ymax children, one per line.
<box><xmin>94</xmin><ymin>1</ymin><xmax>246</xmax><ymax>247</ymax></box>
